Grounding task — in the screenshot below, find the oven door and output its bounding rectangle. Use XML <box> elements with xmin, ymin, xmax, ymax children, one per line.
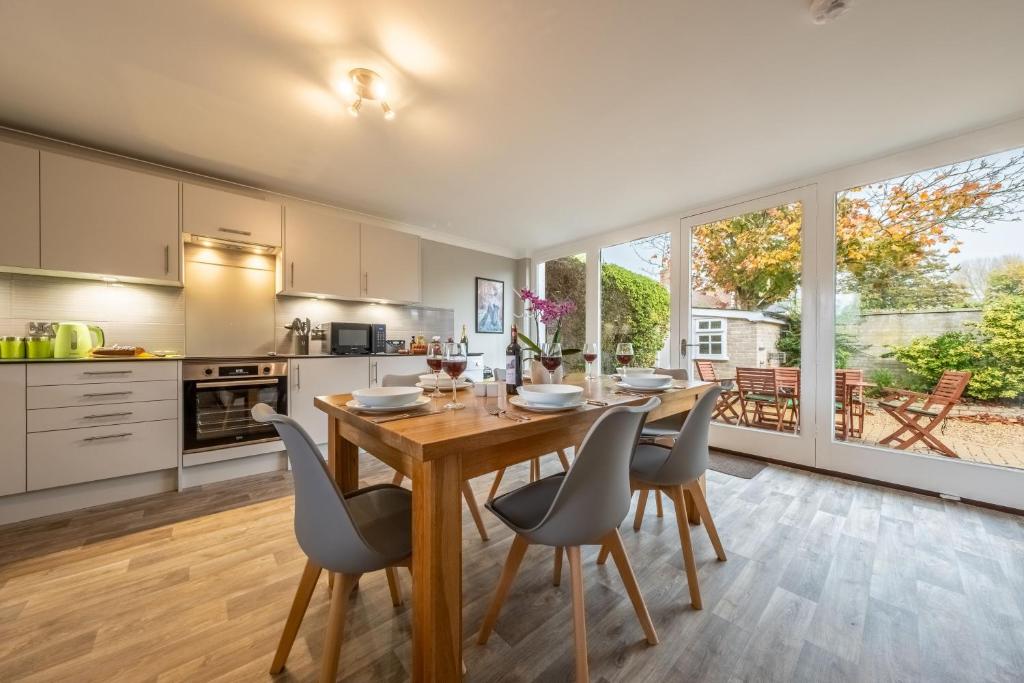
<box><xmin>183</xmin><ymin>377</ymin><xmax>287</xmax><ymax>452</ymax></box>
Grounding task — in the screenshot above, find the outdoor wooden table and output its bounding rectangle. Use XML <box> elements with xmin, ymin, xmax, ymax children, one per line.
<box><xmin>315</xmin><ymin>376</ymin><xmax>712</xmax><ymax>681</ymax></box>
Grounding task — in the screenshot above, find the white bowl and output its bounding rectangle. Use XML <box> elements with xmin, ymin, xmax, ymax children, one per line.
<box><xmin>621</xmin><ymin>373</ymin><xmax>673</xmax><ymax>388</ymax></box>
<box><xmin>351</xmin><ymin>386</ymin><xmax>423</xmax><ymax>408</ymax></box>
<box><xmin>618</xmin><ymin>366</ymin><xmax>655</xmax><ymax>376</ymax></box>
<box><xmin>517</xmin><ymin>384</ymin><xmax>584</xmax><ymax>406</ymax></box>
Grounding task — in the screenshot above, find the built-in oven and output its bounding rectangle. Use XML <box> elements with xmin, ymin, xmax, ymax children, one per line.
<box><xmin>182</xmin><ymin>360</ymin><xmax>288</xmax><ymax>453</ymax></box>
<box><xmin>329</xmin><ymin>322</ymin><xmax>386</xmax><ymax>355</ymax></box>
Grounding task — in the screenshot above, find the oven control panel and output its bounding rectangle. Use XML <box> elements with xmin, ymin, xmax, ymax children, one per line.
<box><xmin>183</xmin><ymin>361</ymin><xmax>288</xmax><ymax>381</ymax></box>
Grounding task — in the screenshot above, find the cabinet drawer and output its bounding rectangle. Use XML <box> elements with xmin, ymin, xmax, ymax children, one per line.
<box><xmin>27</xmin><ymin>399</ymin><xmax>178</xmax><ymax>433</ymax></box>
<box><xmin>182</xmin><ymin>183</ymin><xmax>281</xmax><ymax>247</ymax></box>
<box><xmin>27</xmin><ymin>419</ymin><xmax>178</xmax><ymax>491</ymax></box>
<box><xmin>28</xmin><ymin>380</ymin><xmax>177</xmax><ymax>409</ymax></box>
<box><xmin>27</xmin><ymin>361</ymin><xmax>178</xmax><ymax>386</ymax></box>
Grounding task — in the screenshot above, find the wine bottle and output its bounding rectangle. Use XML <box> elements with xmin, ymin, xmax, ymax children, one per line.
<box><xmin>460</xmin><ymin>323</ymin><xmax>469</xmax><ymax>352</ymax></box>
<box><xmin>505</xmin><ymin>324</ymin><xmax>523</xmax><ymax>395</ymax></box>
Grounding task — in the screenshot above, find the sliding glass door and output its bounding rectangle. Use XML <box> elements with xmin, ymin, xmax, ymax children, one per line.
<box><xmin>680</xmin><ymin>187</ymin><xmax>818</xmax><ymax>466</ymax></box>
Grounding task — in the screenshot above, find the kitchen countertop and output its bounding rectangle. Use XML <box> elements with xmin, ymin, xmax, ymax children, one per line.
<box><xmin>0</xmin><ymin>352</ymin><xmax>433</xmax><ymax>363</ymax></box>
<box><xmin>0</xmin><ymin>355</ymin><xmax>183</xmax><ymax>363</ymax></box>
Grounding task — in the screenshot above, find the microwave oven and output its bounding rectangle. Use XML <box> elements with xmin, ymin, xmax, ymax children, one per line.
<box><xmin>329</xmin><ymin>322</ymin><xmax>387</xmax><ymax>355</ymax></box>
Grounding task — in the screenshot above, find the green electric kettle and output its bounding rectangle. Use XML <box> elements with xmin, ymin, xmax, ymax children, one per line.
<box><xmin>53</xmin><ymin>322</ymin><xmax>105</xmax><ymax>359</ymax></box>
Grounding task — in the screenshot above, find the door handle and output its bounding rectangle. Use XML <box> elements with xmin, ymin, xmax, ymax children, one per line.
<box><xmin>83</xmin><ymin>432</ymin><xmax>133</xmax><ymax>442</ymax></box>
<box><xmin>200</xmin><ymin>379</ymin><xmax>279</xmax><ymax>389</ymax></box>
<box><xmin>295</xmin><ymin>364</ymin><xmax>301</xmax><ymax>391</ymax></box>
<box><xmin>363</xmin><ymin>272</ymin><xmax>369</xmax><ymax>294</ymax></box>
<box><xmin>83</xmin><ymin>370</ymin><xmax>133</xmax><ymax>376</ymax></box>
<box><xmin>164</xmin><ymin>244</ymin><xmax>170</xmax><ymax>274</ymax></box>
<box><xmin>218</xmin><ymin>227</ymin><xmax>253</xmax><ymax>237</ymax></box>
<box><xmin>82</xmin><ymin>391</ymin><xmax>133</xmax><ymax>398</ymax></box>
<box><xmin>290</xmin><ymin>261</ymin><xmax>295</xmax><ymax>287</ymax></box>
<box><xmin>680</xmin><ymin>339</ymin><xmax>700</xmax><ymax>357</ymax></box>
<box><xmin>83</xmin><ymin>411</ymin><xmax>134</xmax><ymax>419</ymax></box>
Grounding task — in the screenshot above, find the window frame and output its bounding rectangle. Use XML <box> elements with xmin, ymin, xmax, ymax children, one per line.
<box><xmin>692</xmin><ymin>317</ymin><xmax>728</xmax><ymax>360</ymax></box>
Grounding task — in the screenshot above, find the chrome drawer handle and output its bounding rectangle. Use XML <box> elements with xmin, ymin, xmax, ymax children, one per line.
<box><xmin>218</xmin><ymin>227</ymin><xmax>253</xmax><ymax>236</ymax></box>
<box><xmin>82</xmin><ymin>391</ymin><xmax>134</xmax><ymax>398</ymax></box>
<box><xmin>83</xmin><ymin>432</ymin><xmax>133</xmax><ymax>442</ymax></box>
<box><xmin>83</xmin><ymin>370</ymin><xmax>133</xmax><ymax>376</ymax></box>
<box><xmin>83</xmin><ymin>411</ymin><xmax>134</xmax><ymax>419</ymax></box>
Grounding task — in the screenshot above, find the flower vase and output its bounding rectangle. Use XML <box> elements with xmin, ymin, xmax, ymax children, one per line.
<box><xmin>529</xmin><ymin>359</ymin><xmax>564</xmax><ymax>384</ymax></box>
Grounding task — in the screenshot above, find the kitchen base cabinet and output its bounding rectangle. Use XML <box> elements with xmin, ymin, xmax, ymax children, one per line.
<box><xmin>371</xmin><ymin>355</ymin><xmax>429</xmax><ymax>386</ymax></box>
<box><xmin>27</xmin><ymin>419</ymin><xmax>178</xmax><ymax>491</ymax></box>
<box><xmin>0</xmin><ymin>365</ymin><xmax>27</xmax><ymax>496</ymax></box>
<box><xmin>288</xmin><ymin>357</ymin><xmax>370</xmax><ymax>444</ymax></box>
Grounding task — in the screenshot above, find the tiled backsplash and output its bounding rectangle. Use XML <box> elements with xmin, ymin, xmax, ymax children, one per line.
<box><xmin>0</xmin><ymin>272</ymin><xmax>453</xmax><ymax>356</ymax></box>
<box><xmin>275</xmin><ymin>296</ymin><xmax>454</xmax><ymax>355</ymax></box>
<box><xmin>0</xmin><ymin>273</ymin><xmax>186</xmax><ymax>351</ymax></box>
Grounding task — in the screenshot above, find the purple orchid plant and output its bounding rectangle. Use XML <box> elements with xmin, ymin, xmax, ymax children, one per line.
<box><xmin>516</xmin><ymin>288</ymin><xmax>581</xmax><ymax>358</ymax></box>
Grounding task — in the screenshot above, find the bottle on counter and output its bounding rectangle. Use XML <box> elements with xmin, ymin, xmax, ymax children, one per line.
<box><xmin>460</xmin><ymin>324</ymin><xmax>469</xmax><ymax>352</ymax></box>
<box><xmin>505</xmin><ymin>324</ymin><xmax>523</xmax><ymax>395</ymax></box>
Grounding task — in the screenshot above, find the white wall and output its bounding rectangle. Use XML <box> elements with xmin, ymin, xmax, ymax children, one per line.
<box><xmin>420</xmin><ymin>240</ymin><xmax>522</xmax><ymax>369</ymax></box>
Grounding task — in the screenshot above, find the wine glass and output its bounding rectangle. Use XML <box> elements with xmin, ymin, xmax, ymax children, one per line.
<box><xmin>540</xmin><ymin>342</ymin><xmax>562</xmax><ymax>384</ymax></box>
<box><xmin>441</xmin><ymin>342</ymin><xmax>467</xmax><ymax>410</ymax></box>
<box><xmin>615</xmin><ymin>342</ymin><xmax>635</xmax><ymax>374</ymax></box>
<box><xmin>582</xmin><ymin>342</ymin><xmax>598</xmax><ymax>380</ymax></box>
<box><xmin>426</xmin><ymin>342</ymin><xmax>444</xmax><ymax>397</ymax></box>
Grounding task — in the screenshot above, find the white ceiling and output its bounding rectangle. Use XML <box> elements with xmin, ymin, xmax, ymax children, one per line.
<box><xmin>1</xmin><ymin>0</ymin><xmax>1022</xmax><ymax>256</ymax></box>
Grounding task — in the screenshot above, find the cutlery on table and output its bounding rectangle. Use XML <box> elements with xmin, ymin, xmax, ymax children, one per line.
<box><xmin>585</xmin><ymin>399</ymin><xmax>609</xmax><ymax>406</ymax></box>
<box><xmin>371</xmin><ymin>409</ymin><xmax>443</xmax><ymax>424</ymax></box>
<box><xmin>488</xmin><ymin>407</ymin><xmax>529</xmax><ymax>423</ymax></box>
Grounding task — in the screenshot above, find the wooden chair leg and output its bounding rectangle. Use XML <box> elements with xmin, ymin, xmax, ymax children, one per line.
<box><xmin>488</xmin><ymin>467</ymin><xmax>506</xmax><ymax>502</ymax></box>
<box><xmin>553</xmin><ymin>546</ymin><xmax>563</xmax><ymax>586</ymax></box>
<box><xmin>633</xmin><ymin>489</ymin><xmax>649</xmax><ymax>531</ymax></box>
<box><xmin>685</xmin><ymin>481</ymin><xmax>726</xmax><ymax>561</ymax></box>
<box><xmin>385</xmin><ymin>566</ymin><xmax>403</xmax><ymax>606</ymax></box>
<box><xmin>530</xmin><ymin>457</ymin><xmax>541</xmax><ymax>482</ymax></box>
<box><xmin>321</xmin><ymin>573</ymin><xmax>354</xmax><ymax>683</ymax></box>
<box><xmin>477</xmin><ymin>534</ymin><xmax>530</xmax><ymax>644</ymax></box>
<box><xmin>391</xmin><ymin>470</ymin><xmax>404</xmax><ymax>486</ymax></box>
<box><xmin>655</xmin><ymin>490</ymin><xmax>664</xmax><ymax>518</ymax></box>
<box><xmin>603</xmin><ymin>530</ymin><xmax>658</xmax><ymax>645</ymax></box>
<box><xmin>270</xmin><ymin>559</ymin><xmax>323</xmax><ymax>674</ymax></box>
<box><xmin>667</xmin><ymin>486</ymin><xmax>702</xmax><ymax>610</ymax></box>
<box><xmin>596</xmin><ymin>543</ymin><xmax>610</xmax><ymax>565</ymax></box>
<box><xmin>462</xmin><ymin>481</ymin><xmax>490</xmax><ymax>542</ymax></box>
<box><xmin>557</xmin><ymin>448</ymin><xmax>571</xmax><ymax>471</ymax></box>
<box><xmin>567</xmin><ymin>546</ymin><xmax>590</xmax><ymax>683</ymax></box>
<box><xmin>683</xmin><ymin>475</ymin><xmax>704</xmax><ymax>525</ymax></box>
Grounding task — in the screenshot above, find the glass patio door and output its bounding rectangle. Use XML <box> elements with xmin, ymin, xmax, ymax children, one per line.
<box><xmin>678</xmin><ymin>187</ymin><xmax>818</xmax><ymax>466</ymax></box>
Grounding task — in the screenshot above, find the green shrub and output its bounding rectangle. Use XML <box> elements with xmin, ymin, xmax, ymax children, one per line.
<box><xmin>600</xmin><ymin>264</ymin><xmax>671</xmax><ymax>372</ymax></box>
<box><xmin>866</xmin><ymin>368</ymin><xmax>897</xmax><ymax>398</ymax></box>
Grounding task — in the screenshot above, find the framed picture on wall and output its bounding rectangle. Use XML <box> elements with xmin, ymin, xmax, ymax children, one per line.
<box><xmin>475</xmin><ymin>277</ymin><xmax>505</xmax><ymax>333</ymax></box>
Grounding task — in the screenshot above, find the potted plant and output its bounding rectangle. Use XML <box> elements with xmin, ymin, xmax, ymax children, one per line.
<box><xmin>516</xmin><ymin>288</ymin><xmax>580</xmax><ymax>383</ymax></box>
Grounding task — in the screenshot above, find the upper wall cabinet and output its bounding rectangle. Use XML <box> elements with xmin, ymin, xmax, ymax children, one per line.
<box><xmin>40</xmin><ymin>152</ymin><xmax>180</xmax><ymax>283</ymax></box>
<box><xmin>361</xmin><ymin>224</ymin><xmax>421</xmax><ymax>303</ymax></box>
<box><xmin>182</xmin><ymin>183</ymin><xmax>281</xmax><ymax>247</ymax></box>
<box><xmin>0</xmin><ymin>140</ymin><xmax>40</xmax><ymax>269</ymax></box>
<box><xmin>280</xmin><ymin>202</ymin><xmax>361</xmax><ymax>299</ymax></box>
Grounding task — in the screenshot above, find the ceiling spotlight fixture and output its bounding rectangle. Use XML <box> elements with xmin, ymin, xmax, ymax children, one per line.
<box><xmin>346</xmin><ymin>68</ymin><xmax>395</xmax><ymax>120</ymax></box>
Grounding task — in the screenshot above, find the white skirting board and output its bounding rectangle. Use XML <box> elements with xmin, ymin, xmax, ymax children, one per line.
<box><xmin>0</xmin><ymin>468</ymin><xmax>178</xmax><ymax>526</ymax></box>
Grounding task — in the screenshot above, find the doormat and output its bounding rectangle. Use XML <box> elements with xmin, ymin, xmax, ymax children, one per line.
<box><xmin>709</xmin><ymin>450</ymin><xmax>767</xmax><ymax>479</ymax></box>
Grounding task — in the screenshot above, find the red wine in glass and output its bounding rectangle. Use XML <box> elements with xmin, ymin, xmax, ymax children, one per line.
<box><xmin>426</xmin><ymin>356</ymin><xmax>443</xmax><ymax>372</ymax></box>
<box><xmin>442</xmin><ymin>359</ymin><xmax>467</xmax><ymax>379</ymax></box>
<box><xmin>616</xmin><ymin>353</ymin><xmax>634</xmax><ymax>366</ymax></box>
<box><xmin>540</xmin><ymin>355</ymin><xmax>562</xmax><ymax>372</ymax></box>
<box><xmin>582</xmin><ymin>352</ymin><xmax>598</xmax><ymax>363</ymax></box>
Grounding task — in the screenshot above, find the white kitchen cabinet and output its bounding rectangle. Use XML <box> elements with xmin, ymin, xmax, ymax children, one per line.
<box><xmin>0</xmin><ymin>364</ymin><xmax>26</xmax><ymax>496</ymax></box>
<box><xmin>182</xmin><ymin>183</ymin><xmax>281</xmax><ymax>247</ymax></box>
<box><xmin>288</xmin><ymin>357</ymin><xmax>370</xmax><ymax>444</ymax></box>
<box><xmin>281</xmin><ymin>203</ymin><xmax>361</xmax><ymax>299</ymax></box>
<box><xmin>370</xmin><ymin>355</ymin><xmax>429</xmax><ymax>386</ymax></box>
<box><xmin>360</xmin><ymin>224</ymin><xmax>421</xmax><ymax>303</ymax></box>
<box><xmin>40</xmin><ymin>152</ymin><xmax>180</xmax><ymax>282</ymax></box>
<box><xmin>0</xmin><ymin>140</ymin><xmax>40</xmax><ymax>269</ymax></box>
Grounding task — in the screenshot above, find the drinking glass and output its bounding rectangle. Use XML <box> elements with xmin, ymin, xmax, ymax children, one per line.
<box><xmin>582</xmin><ymin>342</ymin><xmax>598</xmax><ymax>380</ymax></box>
<box><xmin>615</xmin><ymin>342</ymin><xmax>635</xmax><ymax>371</ymax></box>
<box><xmin>540</xmin><ymin>342</ymin><xmax>562</xmax><ymax>384</ymax></box>
<box><xmin>426</xmin><ymin>342</ymin><xmax>445</xmax><ymax>397</ymax></box>
<box><xmin>441</xmin><ymin>342</ymin><xmax>467</xmax><ymax>410</ymax></box>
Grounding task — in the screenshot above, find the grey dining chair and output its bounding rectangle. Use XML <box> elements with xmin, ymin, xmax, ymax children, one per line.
<box><xmin>638</xmin><ymin>367</ymin><xmax>690</xmax><ymax>521</ymax></box>
<box><xmin>598</xmin><ymin>386</ymin><xmax>727</xmax><ymax>610</ymax></box>
<box><xmin>382</xmin><ymin>373</ymin><xmax>491</xmax><ymax>542</ymax></box>
<box><xmin>477</xmin><ymin>399</ymin><xmax>662</xmax><ymax>683</ymax></box>
<box><xmin>251</xmin><ymin>403</ymin><xmax>411</xmax><ymax>683</ymax></box>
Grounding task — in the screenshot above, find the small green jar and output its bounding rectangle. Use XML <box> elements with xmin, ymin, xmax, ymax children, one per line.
<box><xmin>26</xmin><ymin>336</ymin><xmax>54</xmax><ymax>359</ymax></box>
<box><xmin>1</xmin><ymin>336</ymin><xmax>26</xmax><ymax>359</ymax></box>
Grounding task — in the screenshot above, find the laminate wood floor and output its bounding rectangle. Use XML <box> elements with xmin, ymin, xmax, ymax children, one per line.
<box><xmin>2</xmin><ymin>455</ymin><xmax>1023</xmax><ymax>682</ymax></box>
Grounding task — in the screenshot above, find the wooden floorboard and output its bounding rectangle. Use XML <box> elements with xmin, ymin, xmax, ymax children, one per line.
<box><xmin>1</xmin><ymin>453</ymin><xmax>1023</xmax><ymax>682</ymax></box>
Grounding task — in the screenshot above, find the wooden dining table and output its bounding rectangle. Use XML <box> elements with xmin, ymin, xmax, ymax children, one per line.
<box><xmin>315</xmin><ymin>376</ymin><xmax>713</xmax><ymax>681</ymax></box>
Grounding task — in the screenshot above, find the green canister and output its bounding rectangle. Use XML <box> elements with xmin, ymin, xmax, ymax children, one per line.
<box><xmin>1</xmin><ymin>336</ymin><xmax>26</xmax><ymax>359</ymax></box>
<box><xmin>27</xmin><ymin>336</ymin><xmax>54</xmax><ymax>359</ymax></box>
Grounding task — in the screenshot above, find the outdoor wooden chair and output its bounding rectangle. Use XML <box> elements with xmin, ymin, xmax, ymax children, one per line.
<box><xmin>735</xmin><ymin>367</ymin><xmax>788</xmax><ymax>431</ymax></box>
<box><xmin>694</xmin><ymin>360</ymin><xmax>741</xmax><ymax>424</ymax></box>
<box><xmin>834</xmin><ymin>370</ymin><xmax>850</xmax><ymax>440</ymax></box>
<box><xmin>839</xmin><ymin>368</ymin><xmax>865</xmax><ymax>438</ymax></box>
<box><xmin>878</xmin><ymin>370</ymin><xmax>971</xmax><ymax>457</ymax></box>
<box><xmin>773</xmin><ymin>367</ymin><xmax>800</xmax><ymax>432</ymax></box>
